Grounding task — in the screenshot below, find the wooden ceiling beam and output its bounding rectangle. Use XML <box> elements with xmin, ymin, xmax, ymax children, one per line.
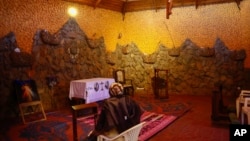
<box><xmin>153</xmin><ymin>0</ymin><xmax>159</xmax><ymax>12</ymax></box>
<box><xmin>94</xmin><ymin>0</ymin><xmax>102</xmax><ymax>8</ymax></box>
<box><xmin>63</xmin><ymin>0</ymin><xmax>96</xmax><ymax>7</ymax></box>
<box><xmin>121</xmin><ymin>0</ymin><xmax>128</xmax><ymax>20</ymax></box>
<box><xmin>235</xmin><ymin>0</ymin><xmax>241</xmax><ymax>9</ymax></box>
<box><xmin>98</xmin><ymin>0</ymin><xmax>124</xmax><ymax>12</ymax></box>
<box><xmin>195</xmin><ymin>0</ymin><xmax>199</xmax><ymax>9</ymax></box>
<box><xmin>63</xmin><ymin>0</ymin><xmax>243</xmax><ymax>13</ymax></box>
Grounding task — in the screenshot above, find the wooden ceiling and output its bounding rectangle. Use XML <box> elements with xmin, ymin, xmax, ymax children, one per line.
<box><xmin>64</xmin><ymin>0</ymin><xmax>242</xmax><ymax>13</ymax></box>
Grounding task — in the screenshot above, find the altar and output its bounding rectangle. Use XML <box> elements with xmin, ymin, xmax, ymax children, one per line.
<box><xmin>69</xmin><ymin>78</ymin><xmax>115</xmax><ymax>103</ymax></box>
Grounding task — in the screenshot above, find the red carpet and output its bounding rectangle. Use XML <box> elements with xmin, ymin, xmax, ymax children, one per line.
<box><xmin>134</xmin><ymin>96</ymin><xmax>192</xmax><ymax>116</ymax></box>
<box><xmin>138</xmin><ymin>111</ymin><xmax>176</xmax><ymax>141</ymax></box>
<box><xmin>69</xmin><ymin>110</ymin><xmax>177</xmax><ymax>141</ymax></box>
<box><xmin>5</xmin><ymin>98</ymin><xmax>191</xmax><ymax>141</ymax></box>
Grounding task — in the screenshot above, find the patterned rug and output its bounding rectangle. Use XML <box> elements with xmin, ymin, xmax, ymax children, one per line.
<box><xmin>72</xmin><ymin>111</ymin><xmax>177</xmax><ymax>141</ymax></box>
<box><xmin>134</xmin><ymin>96</ymin><xmax>192</xmax><ymax>116</ymax></box>
<box><xmin>5</xmin><ymin>99</ymin><xmax>192</xmax><ymax>141</ymax></box>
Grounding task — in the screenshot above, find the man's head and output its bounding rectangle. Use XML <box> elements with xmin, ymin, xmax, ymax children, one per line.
<box><xmin>109</xmin><ymin>82</ymin><xmax>124</xmax><ymax>97</ymax></box>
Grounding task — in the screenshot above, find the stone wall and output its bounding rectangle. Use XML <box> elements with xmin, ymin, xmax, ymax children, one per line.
<box><xmin>0</xmin><ymin>18</ymin><xmax>249</xmax><ymax>119</ymax></box>
<box><xmin>108</xmin><ymin>38</ymin><xmax>247</xmax><ymax>96</ymax></box>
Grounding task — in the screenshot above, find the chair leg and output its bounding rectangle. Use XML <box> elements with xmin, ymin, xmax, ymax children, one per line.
<box><xmin>72</xmin><ymin>110</ymin><xmax>78</xmax><ymax>141</ymax></box>
<box><xmin>247</xmin><ymin>112</ymin><xmax>250</xmax><ymax>125</ymax></box>
<box><xmin>131</xmin><ymin>87</ymin><xmax>134</xmax><ymax>96</ymax></box>
<box><xmin>241</xmin><ymin>111</ymin><xmax>245</xmax><ymax>125</ymax></box>
<box><xmin>236</xmin><ymin>98</ymin><xmax>240</xmax><ymax>118</ymax></box>
<box><xmin>41</xmin><ymin>103</ymin><xmax>47</xmax><ymax>121</ymax></box>
<box><xmin>19</xmin><ymin>105</ymin><xmax>26</xmax><ymax>124</ymax></box>
<box><xmin>19</xmin><ymin>102</ymin><xmax>47</xmax><ymax>124</ymax></box>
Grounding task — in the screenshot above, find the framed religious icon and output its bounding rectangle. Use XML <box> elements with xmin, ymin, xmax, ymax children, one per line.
<box><xmin>12</xmin><ymin>79</ymin><xmax>46</xmax><ymax>124</ymax></box>
<box><xmin>13</xmin><ymin>79</ymin><xmax>40</xmax><ymax>103</ymax></box>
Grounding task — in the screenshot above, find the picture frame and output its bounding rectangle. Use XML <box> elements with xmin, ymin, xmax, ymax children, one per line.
<box><xmin>13</xmin><ymin>79</ymin><xmax>40</xmax><ymax>103</ymax></box>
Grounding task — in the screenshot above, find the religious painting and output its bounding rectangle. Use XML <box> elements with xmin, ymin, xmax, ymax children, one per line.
<box><xmin>13</xmin><ymin>79</ymin><xmax>40</xmax><ymax>103</ymax></box>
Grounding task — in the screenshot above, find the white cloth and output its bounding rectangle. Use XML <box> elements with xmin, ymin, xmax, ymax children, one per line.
<box><xmin>69</xmin><ymin>78</ymin><xmax>115</xmax><ymax>103</ymax></box>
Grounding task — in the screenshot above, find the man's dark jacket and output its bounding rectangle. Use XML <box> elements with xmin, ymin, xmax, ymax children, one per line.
<box><xmin>95</xmin><ymin>95</ymin><xmax>142</xmax><ymax>133</ymax></box>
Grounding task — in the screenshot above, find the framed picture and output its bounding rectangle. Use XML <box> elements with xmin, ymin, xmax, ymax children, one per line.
<box><xmin>13</xmin><ymin>79</ymin><xmax>40</xmax><ymax>103</ymax></box>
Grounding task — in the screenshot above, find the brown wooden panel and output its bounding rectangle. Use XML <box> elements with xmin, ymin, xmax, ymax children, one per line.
<box><xmin>99</xmin><ymin>0</ymin><xmax>124</xmax><ymax>12</ymax></box>
<box><xmin>63</xmin><ymin>0</ymin><xmax>96</xmax><ymax>7</ymax></box>
<box><xmin>63</xmin><ymin>0</ymin><xmax>243</xmax><ymax>13</ymax></box>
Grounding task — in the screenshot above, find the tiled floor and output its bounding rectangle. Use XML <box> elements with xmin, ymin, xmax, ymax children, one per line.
<box><xmin>146</xmin><ymin>94</ymin><xmax>234</xmax><ymax>141</ymax></box>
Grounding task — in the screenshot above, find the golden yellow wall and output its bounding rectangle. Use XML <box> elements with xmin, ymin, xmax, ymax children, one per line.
<box><xmin>1</xmin><ymin>0</ymin><xmax>250</xmax><ymax>67</ymax></box>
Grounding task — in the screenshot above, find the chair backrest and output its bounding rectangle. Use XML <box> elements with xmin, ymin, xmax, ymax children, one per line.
<box><xmin>122</xmin><ymin>122</ymin><xmax>145</xmax><ymax>141</ymax></box>
<box><xmin>72</xmin><ymin>103</ymin><xmax>99</xmax><ymax>141</ymax></box>
<box><xmin>113</xmin><ymin>70</ymin><xmax>126</xmax><ymax>84</ymax></box>
<box><xmin>97</xmin><ymin>122</ymin><xmax>145</xmax><ymax>141</ymax></box>
<box><xmin>239</xmin><ymin>90</ymin><xmax>250</xmax><ymax>101</ymax></box>
<box><xmin>244</xmin><ymin>98</ymin><xmax>250</xmax><ymax>107</ymax></box>
<box><xmin>240</xmin><ymin>90</ymin><xmax>250</xmax><ymax>95</ymax></box>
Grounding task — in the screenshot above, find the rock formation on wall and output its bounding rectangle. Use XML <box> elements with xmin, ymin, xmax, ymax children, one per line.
<box><xmin>107</xmin><ymin>38</ymin><xmax>247</xmax><ymax>96</ymax></box>
<box><xmin>0</xmin><ymin>18</ymin><xmax>248</xmax><ymax>119</ymax></box>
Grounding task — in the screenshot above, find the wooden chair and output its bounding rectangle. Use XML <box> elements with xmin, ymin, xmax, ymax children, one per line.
<box><xmin>97</xmin><ymin>122</ymin><xmax>145</xmax><ymax>141</ymax></box>
<box><xmin>113</xmin><ymin>69</ymin><xmax>134</xmax><ymax>96</ymax></box>
<box><xmin>72</xmin><ymin>102</ymin><xmax>99</xmax><ymax>141</ymax></box>
<box><xmin>153</xmin><ymin>69</ymin><xmax>169</xmax><ymax>99</ymax></box>
<box><xmin>13</xmin><ymin>79</ymin><xmax>46</xmax><ymax>124</ymax></box>
<box><xmin>211</xmin><ymin>88</ymin><xmax>229</xmax><ymax>121</ymax></box>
